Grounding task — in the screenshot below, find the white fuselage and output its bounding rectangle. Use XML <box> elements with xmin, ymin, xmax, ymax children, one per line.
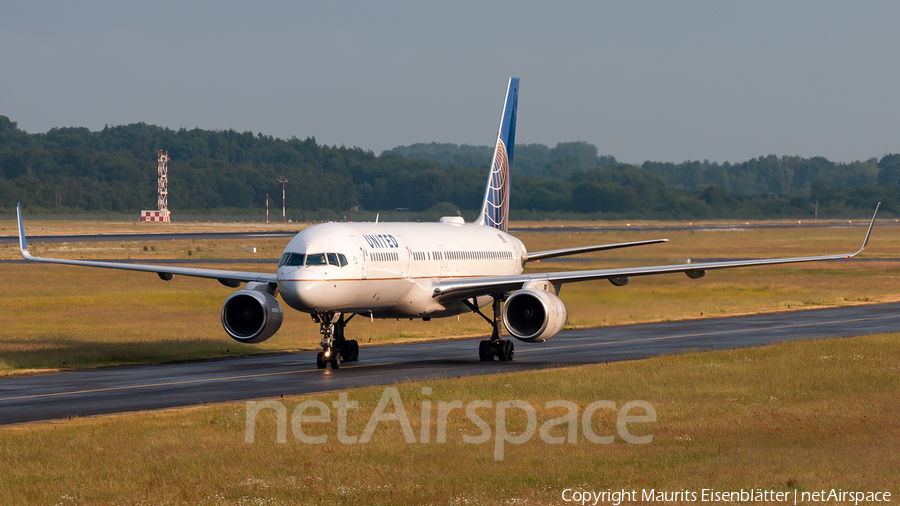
<box><xmin>277</xmin><ymin>220</ymin><xmax>526</xmax><ymax>318</ymax></box>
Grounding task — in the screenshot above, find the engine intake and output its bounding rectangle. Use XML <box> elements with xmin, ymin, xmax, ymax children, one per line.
<box><xmin>221</xmin><ymin>289</ymin><xmax>283</xmax><ymax>343</ymax></box>
<box><xmin>502</xmin><ymin>288</ymin><xmax>568</xmax><ymax>343</ymax></box>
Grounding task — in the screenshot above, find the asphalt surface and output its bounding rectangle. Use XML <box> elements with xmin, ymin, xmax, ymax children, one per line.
<box><xmin>2</xmin><ymin>302</ymin><xmax>899</xmax><ymax>425</ymax></box>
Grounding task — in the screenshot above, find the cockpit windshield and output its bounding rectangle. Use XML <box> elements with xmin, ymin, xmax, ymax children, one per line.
<box><xmin>279</xmin><ymin>252</ymin><xmax>349</xmax><ymax>268</ymax></box>
<box><xmin>278</xmin><ymin>253</ymin><xmax>305</xmax><ymax>267</ymax></box>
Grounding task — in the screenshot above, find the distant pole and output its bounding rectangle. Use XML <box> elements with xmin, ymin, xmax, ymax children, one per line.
<box><xmin>278</xmin><ymin>178</ymin><xmax>288</xmax><ymax>222</ymax></box>
<box><xmin>815</xmin><ymin>200</ymin><xmax>819</xmax><ymax>220</ymax></box>
<box><xmin>265</xmin><ymin>193</ymin><xmax>269</xmax><ymax>224</ymax></box>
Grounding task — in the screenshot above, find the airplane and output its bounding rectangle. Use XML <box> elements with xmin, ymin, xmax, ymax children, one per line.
<box><xmin>16</xmin><ymin>77</ymin><xmax>880</xmax><ymax>370</ymax></box>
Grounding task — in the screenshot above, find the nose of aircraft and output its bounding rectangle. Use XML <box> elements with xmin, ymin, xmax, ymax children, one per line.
<box><xmin>278</xmin><ymin>268</ymin><xmax>325</xmax><ymax>311</ymax></box>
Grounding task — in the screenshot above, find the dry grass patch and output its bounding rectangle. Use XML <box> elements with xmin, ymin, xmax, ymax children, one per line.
<box><xmin>0</xmin><ymin>333</ymin><xmax>897</xmax><ymax>504</ymax></box>
<box><xmin>1</xmin><ymin>237</ymin><xmax>293</xmax><ymax>261</ymax></box>
<box><xmin>0</xmin><ymin>219</ymin><xmax>309</xmax><ymax>236</ymax></box>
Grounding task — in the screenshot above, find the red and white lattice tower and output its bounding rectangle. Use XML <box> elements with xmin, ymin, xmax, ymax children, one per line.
<box><xmin>157</xmin><ymin>150</ymin><xmax>168</xmax><ymax>211</ymax></box>
<box><xmin>141</xmin><ymin>150</ymin><xmax>171</xmax><ymax>222</ymax></box>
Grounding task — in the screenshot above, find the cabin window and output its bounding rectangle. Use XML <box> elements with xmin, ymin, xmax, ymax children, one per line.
<box><xmin>306</xmin><ymin>253</ymin><xmax>327</xmax><ymax>266</ymax></box>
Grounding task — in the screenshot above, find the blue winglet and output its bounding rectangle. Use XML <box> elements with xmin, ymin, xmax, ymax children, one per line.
<box><xmin>16</xmin><ymin>202</ymin><xmax>29</xmax><ymax>257</ymax></box>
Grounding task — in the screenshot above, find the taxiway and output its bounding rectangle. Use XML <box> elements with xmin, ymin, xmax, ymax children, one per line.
<box><xmin>1</xmin><ymin>302</ymin><xmax>898</xmax><ymax>425</ymax></box>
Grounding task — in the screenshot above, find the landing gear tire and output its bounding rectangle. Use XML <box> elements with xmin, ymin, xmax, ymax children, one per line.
<box><xmin>330</xmin><ymin>351</ymin><xmax>341</xmax><ymax>369</ymax></box>
<box><xmin>498</xmin><ymin>340</ymin><xmax>514</xmax><ymax>361</ymax></box>
<box><xmin>338</xmin><ymin>339</ymin><xmax>359</xmax><ymax>362</ymax></box>
<box><xmin>479</xmin><ymin>340</ymin><xmax>491</xmax><ymax>361</ymax></box>
<box><xmin>316</xmin><ymin>352</ymin><xmax>326</xmax><ymax>369</ymax></box>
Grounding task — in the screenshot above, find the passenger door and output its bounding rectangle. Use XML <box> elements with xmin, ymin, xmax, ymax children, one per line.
<box><xmin>350</xmin><ymin>236</ymin><xmax>368</xmax><ymax>280</ymax></box>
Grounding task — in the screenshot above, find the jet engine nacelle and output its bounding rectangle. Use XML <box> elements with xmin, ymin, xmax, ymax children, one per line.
<box><xmin>221</xmin><ymin>289</ymin><xmax>284</xmax><ymax>343</ymax></box>
<box><xmin>502</xmin><ymin>288</ymin><xmax>568</xmax><ymax>343</ymax></box>
<box><xmin>608</xmin><ymin>276</ymin><xmax>630</xmax><ymax>287</ymax></box>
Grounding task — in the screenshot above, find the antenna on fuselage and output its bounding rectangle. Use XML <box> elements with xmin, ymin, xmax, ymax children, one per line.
<box><xmin>375</xmin><ymin>213</ymin><xmax>379</xmax><ymax>223</ymax></box>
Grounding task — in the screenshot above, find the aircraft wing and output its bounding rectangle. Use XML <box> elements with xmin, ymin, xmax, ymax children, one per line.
<box><xmin>433</xmin><ymin>203</ymin><xmax>880</xmax><ymax>302</ymax></box>
<box><xmin>522</xmin><ymin>238</ymin><xmax>668</xmax><ymax>262</ymax></box>
<box><xmin>16</xmin><ymin>203</ymin><xmax>277</xmax><ymax>287</ymax></box>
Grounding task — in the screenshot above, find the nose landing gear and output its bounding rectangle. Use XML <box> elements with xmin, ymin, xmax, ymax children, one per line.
<box><xmin>312</xmin><ymin>312</ymin><xmax>359</xmax><ymax>369</ymax></box>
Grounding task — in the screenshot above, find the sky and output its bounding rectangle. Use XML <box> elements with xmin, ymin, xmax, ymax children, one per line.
<box><xmin>1</xmin><ymin>1</ymin><xmax>898</xmax><ymax>164</ymax></box>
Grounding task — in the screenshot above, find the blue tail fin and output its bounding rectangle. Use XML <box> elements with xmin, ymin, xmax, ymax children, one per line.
<box><xmin>478</xmin><ymin>77</ymin><xmax>519</xmax><ymax>232</ymax></box>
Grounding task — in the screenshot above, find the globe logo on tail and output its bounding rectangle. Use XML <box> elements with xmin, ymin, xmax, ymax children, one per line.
<box><xmin>482</xmin><ymin>139</ymin><xmax>510</xmax><ymax>232</ymax></box>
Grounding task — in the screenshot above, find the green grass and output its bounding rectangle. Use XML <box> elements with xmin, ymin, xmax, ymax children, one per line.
<box><xmin>1</xmin><ymin>333</ymin><xmax>897</xmax><ymax>505</ymax></box>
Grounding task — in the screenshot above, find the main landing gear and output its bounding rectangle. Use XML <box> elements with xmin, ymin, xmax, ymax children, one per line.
<box><xmin>313</xmin><ymin>312</ymin><xmax>360</xmax><ymax>369</ymax></box>
<box><xmin>464</xmin><ymin>296</ymin><xmax>515</xmax><ymax>362</ymax></box>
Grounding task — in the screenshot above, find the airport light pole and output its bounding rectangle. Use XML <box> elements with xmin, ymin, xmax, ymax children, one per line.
<box><xmin>265</xmin><ymin>193</ymin><xmax>269</xmax><ymax>224</ymax></box>
<box><xmin>278</xmin><ymin>178</ymin><xmax>288</xmax><ymax>222</ymax></box>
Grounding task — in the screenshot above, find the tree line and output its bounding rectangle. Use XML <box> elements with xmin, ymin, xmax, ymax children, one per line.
<box><xmin>0</xmin><ymin>115</ymin><xmax>896</xmax><ymax>219</ymax></box>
